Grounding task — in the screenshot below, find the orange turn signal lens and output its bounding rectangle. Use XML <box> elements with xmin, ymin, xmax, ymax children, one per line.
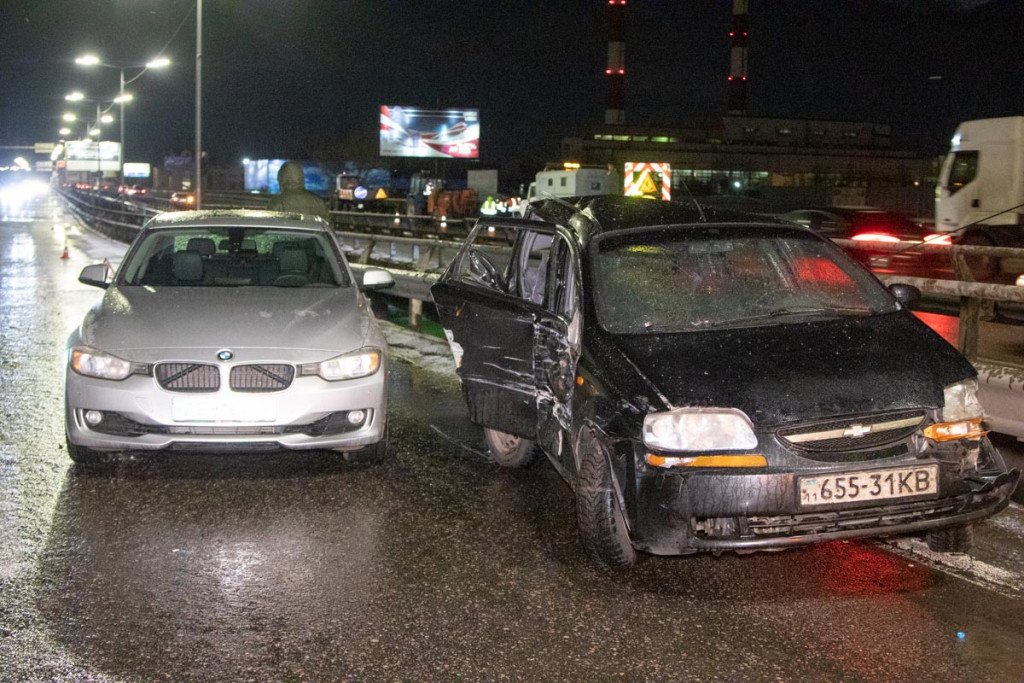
<box><xmin>645</xmin><ymin>454</ymin><xmax>767</xmax><ymax>468</ymax></box>
<box><xmin>922</xmin><ymin>418</ymin><xmax>987</xmax><ymax>442</ymax></box>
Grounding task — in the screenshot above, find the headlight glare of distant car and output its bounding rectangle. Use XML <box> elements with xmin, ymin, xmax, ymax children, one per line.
<box><xmin>941</xmin><ymin>379</ymin><xmax>983</xmax><ymax>422</ymax></box>
<box><xmin>70</xmin><ymin>346</ymin><xmax>133</xmax><ymax>380</ymax></box>
<box><xmin>302</xmin><ymin>348</ymin><xmax>381</xmax><ymax>381</ymax></box>
<box><xmin>642</xmin><ymin>407</ymin><xmax>758</xmax><ymax>452</ymax></box>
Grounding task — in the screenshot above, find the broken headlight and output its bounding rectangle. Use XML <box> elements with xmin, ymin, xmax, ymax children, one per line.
<box><xmin>941</xmin><ymin>379</ymin><xmax>983</xmax><ymax>422</ymax></box>
<box><xmin>642</xmin><ymin>407</ymin><xmax>758</xmax><ymax>452</ymax></box>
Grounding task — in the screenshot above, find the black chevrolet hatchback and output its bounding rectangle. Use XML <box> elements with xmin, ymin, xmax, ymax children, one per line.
<box><xmin>431</xmin><ymin>196</ymin><xmax>1018</xmax><ymax>569</ymax></box>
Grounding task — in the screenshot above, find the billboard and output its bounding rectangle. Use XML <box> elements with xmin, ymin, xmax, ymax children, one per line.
<box><xmin>624</xmin><ymin>162</ymin><xmax>671</xmax><ymax>200</ymax></box>
<box><xmin>380</xmin><ymin>106</ymin><xmax>479</xmax><ymax>159</ymax></box>
<box><xmin>65</xmin><ymin>141</ymin><xmax>121</xmax><ymax>172</ymax></box>
<box><xmin>243</xmin><ymin>160</ymin><xmax>333</xmax><ymax>196</ymax></box>
<box><xmin>123</xmin><ymin>162</ymin><xmax>151</xmax><ymax>178</ymax></box>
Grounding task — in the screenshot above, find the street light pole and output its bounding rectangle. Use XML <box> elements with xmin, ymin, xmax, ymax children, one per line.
<box><xmin>119</xmin><ymin>69</ymin><xmax>125</xmax><ymax>183</ymax></box>
<box><xmin>195</xmin><ymin>0</ymin><xmax>203</xmax><ymax>209</ymax></box>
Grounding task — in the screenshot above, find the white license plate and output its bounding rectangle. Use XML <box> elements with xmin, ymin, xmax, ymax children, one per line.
<box><xmin>171</xmin><ymin>396</ymin><xmax>277</xmax><ymax>423</ymax></box>
<box><xmin>799</xmin><ymin>465</ymin><xmax>938</xmax><ymax>508</ymax></box>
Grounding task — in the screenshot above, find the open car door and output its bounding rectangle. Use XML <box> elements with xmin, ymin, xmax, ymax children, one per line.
<box><xmin>431</xmin><ymin>218</ymin><xmax>559</xmax><ymax>440</ymax></box>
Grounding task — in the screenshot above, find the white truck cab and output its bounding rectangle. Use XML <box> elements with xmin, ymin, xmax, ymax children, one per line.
<box><xmin>936</xmin><ymin>116</ymin><xmax>1024</xmax><ymax>235</ymax></box>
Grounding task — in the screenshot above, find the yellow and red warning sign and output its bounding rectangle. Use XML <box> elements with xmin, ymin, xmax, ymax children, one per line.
<box><xmin>623</xmin><ymin>162</ymin><xmax>671</xmax><ymax>200</ymax></box>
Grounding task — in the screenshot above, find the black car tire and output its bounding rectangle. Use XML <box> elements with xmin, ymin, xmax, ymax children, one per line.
<box><xmin>575</xmin><ymin>429</ymin><xmax>636</xmax><ymax>569</ymax></box>
<box><xmin>65</xmin><ymin>435</ymin><xmax>104</xmax><ymax>465</ymax></box>
<box><xmin>482</xmin><ymin>427</ymin><xmax>537</xmax><ymax>468</ymax></box>
<box><xmin>925</xmin><ymin>523</ymin><xmax>973</xmax><ymax>553</ymax></box>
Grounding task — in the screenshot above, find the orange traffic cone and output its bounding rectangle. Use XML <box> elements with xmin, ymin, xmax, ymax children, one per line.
<box><xmin>60</xmin><ymin>244</ymin><xmax>70</xmax><ymax>260</ymax></box>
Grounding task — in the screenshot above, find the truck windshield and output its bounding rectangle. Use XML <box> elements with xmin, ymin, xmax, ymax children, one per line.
<box><xmin>591</xmin><ymin>227</ymin><xmax>897</xmax><ymax>333</ymax></box>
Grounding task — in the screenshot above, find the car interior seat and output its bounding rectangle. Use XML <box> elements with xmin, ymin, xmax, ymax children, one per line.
<box><xmin>273</xmin><ymin>246</ymin><xmax>309</xmax><ymax>287</ymax></box>
<box><xmin>172</xmin><ymin>251</ymin><xmax>204</xmax><ymax>285</ymax></box>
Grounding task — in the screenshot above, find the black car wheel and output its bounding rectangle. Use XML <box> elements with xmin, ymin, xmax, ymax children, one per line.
<box><xmin>482</xmin><ymin>427</ymin><xmax>537</xmax><ymax>468</ymax></box>
<box><xmin>925</xmin><ymin>523</ymin><xmax>973</xmax><ymax>553</ymax></box>
<box><xmin>65</xmin><ymin>435</ymin><xmax>104</xmax><ymax>465</ymax></box>
<box><xmin>575</xmin><ymin>428</ymin><xmax>636</xmax><ymax>569</ymax></box>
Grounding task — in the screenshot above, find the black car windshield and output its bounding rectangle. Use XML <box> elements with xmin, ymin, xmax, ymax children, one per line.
<box><xmin>119</xmin><ymin>227</ymin><xmax>350</xmax><ymax>288</ymax></box>
<box><xmin>592</xmin><ymin>226</ymin><xmax>897</xmax><ymax>333</ymax></box>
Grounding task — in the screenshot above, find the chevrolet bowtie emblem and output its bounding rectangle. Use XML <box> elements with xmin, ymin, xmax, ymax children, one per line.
<box><xmin>844</xmin><ymin>423</ymin><xmax>871</xmax><ymax>438</ymax></box>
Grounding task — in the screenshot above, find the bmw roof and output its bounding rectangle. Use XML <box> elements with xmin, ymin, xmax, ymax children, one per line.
<box><xmin>143</xmin><ymin>209</ymin><xmax>331</xmax><ymax>231</ymax></box>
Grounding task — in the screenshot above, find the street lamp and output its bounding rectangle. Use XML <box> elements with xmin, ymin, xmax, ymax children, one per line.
<box><xmin>75</xmin><ymin>53</ymin><xmax>171</xmax><ymax>182</ymax></box>
<box><xmin>63</xmin><ymin>93</ymin><xmax>116</xmax><ymax>141</ymax></box>
<box><xmin>59</xmin><ymin>127</ymin><xmax>72</xmax><ymax>136</ymax></box>
<box><xmin>62</xmin><ymin>113</ymin><xmax>77</xmax><ymax>122</ymax></box>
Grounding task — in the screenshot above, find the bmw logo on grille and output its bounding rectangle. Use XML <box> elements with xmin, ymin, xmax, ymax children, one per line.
<box><xmin>217</xmin><ymin>349</ymin><xmax>234</xmax><ymax>362</ymax></box>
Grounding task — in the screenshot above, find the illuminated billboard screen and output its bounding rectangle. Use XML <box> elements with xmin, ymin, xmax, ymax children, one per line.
<box><xmin>380</xmin><ymin>106</ymin><xmax>479</xmax><ymax>159</ymax></box>
<box><xmin>123</xmin><ymin>162</ymin><xmax>151</xmax><ymax>178</ymax></box>
<box><xmin>65</xmin><ymin>140</ymin><xmax>121</xmax><ymax>172</ymax></box>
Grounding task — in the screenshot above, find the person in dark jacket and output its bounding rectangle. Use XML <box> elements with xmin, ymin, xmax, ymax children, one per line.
<box><xmin>267</xmin><ymin>161</ymin><xmax>329</xmax><ymax>221</ymax></box>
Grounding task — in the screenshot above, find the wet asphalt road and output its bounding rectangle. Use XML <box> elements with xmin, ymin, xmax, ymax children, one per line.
<box><xmin>2</xmin><ymin>198</ymin><xmax>1024</xmax><ymax>681</ymax></box>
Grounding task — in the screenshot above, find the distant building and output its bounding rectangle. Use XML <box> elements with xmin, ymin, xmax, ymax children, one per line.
<box><xmin>563</xmin><ymin>115</ymin><xmax>939</xmax><ymax>214</ymax></box>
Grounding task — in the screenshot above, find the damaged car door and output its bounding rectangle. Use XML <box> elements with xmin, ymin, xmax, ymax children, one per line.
<box><xmin>433</xmin><ymin>219</ymin><xmax>560</xmax><ymax>448</ymax></box>
<box><xmin>430</xmin><ymin>220</ymin><xmax>577</xmax><ymax>471</ymax></box>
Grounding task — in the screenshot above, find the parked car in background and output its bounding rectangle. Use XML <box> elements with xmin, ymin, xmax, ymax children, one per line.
<box><xmin>66</xmin><ymin>210</ymin><xmax>394</xmax><ymax>464</ymax></box>
<box><xmin>118</xmin><ymin>184</ymin><xmax>147</xmax><ymax>197</ymax></box>
<box><xmin>433</xmin><ymin>196</ymin><xmax>1018</xmax><ymax>569</ymax></box>
<box><xmin>779</xmin><ymin>207</ymin><xmax>954</xmax><ymax>279</ymax></box>
<box><xmin>170</xmin><ymin>191</ymin><xmax>196</xmax><ymax>210</ymax></box>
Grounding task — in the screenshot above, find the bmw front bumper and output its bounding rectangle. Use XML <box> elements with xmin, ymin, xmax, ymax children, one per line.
<box><xmin>65</xmin><ymin>365</ymin><xmax>387</xmax><ymax>453</ymax></box>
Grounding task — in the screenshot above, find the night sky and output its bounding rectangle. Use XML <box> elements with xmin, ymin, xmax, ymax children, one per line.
<box><xmin>1</xmin><ymin>0</ymin><xmax>1022</xmax><ymax>184</ymax></box>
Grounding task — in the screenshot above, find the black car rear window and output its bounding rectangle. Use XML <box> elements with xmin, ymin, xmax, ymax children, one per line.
<box><xmin>592</xmin><ymin>226</ymin><xmax>896</xmax><ymax>334</ymax></box>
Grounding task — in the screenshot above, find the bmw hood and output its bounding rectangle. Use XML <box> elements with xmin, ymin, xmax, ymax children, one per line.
<box><xmin>76</xmin><ymin>286</ymin><xmax>374</xmax><ymax>361</ymax></box>
<box><xmin>607</xmin><ymin>311</ymin><xmax>975</xmax><ymax>428</ymax></box>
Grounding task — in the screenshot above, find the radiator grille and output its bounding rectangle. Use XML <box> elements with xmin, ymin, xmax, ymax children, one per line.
<box><xmin>777</xmin><ymin>410</ymin><xmax>926</xmax><ymax>453</ymax></box>
<box><xmin>155</xmin><ymin>363</ymin><xmax>220</xmax><ymax>393</ymax></box>
<box><xmin>229</xmin><ymin>364</ymin><xmax>294</xmax><ymax>392</ymax></box>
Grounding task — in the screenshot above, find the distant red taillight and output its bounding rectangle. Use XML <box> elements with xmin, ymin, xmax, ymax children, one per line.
<box><xmin>852</xmin><ymin>232</ymin><xmax>900</xmax><ymax>243</ymax></box>
<box><xmin>923</xmin><ymin>233</ymin><xmax>952</xmax><ymax>245</ymax></box>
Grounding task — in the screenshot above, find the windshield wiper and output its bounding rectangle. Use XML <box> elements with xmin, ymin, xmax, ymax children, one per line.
<box><xmin>686</xmin><ymin>306</ymin><xmax>872</xmax><ymax>330</ymax></box>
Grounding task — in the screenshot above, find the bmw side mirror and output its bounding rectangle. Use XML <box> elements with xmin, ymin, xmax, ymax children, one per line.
<box><xmin>361</xmin><ymin>269</ymin><xmax>395</xmax><ymax>291</ymax></box>
<box><xmin>78</xmin><ymin>263</ymin><xmax>111</xmax><ymax>289</ymax></box>
<box><xmin>888</xmin><ymin>283</ymin><xmax>920</xmax><ymax>307</ymax></box>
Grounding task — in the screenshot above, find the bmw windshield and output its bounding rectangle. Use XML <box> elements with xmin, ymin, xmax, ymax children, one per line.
<box><xmin>118</xmin><ymin>227</ymin><xmax>350</xmax><ymax>288</ymax></box>
<box><xmin>591</xmin><ymin>225</ymin><xmax>897</xmax><ymax>334</ymax></box>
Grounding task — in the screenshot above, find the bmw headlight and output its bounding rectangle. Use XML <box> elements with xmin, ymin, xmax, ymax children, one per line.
<box><xmin>642</xmin><ymin>407</ymin><xmax>758</xmax><ymax>452</ymax></box>
<box><xmin>941</xmin><ymin>379</ymin><xmax>984</xmax><ymax>421</ymax></box>
<box><xmin>70</xmin><ymin>346</ymin><xmax>133</xmax><ymax>381</ymax></box>
<box><xmin>301</xmin><ymin>348</ymin><xmax>381</xmax><ymax>381</ymax></box>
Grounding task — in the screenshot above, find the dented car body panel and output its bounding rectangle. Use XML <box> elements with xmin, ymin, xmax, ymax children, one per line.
<box><xmin>432</xmin><ymin>197</ymin><xmax>1019</xmax><ymax>559</ymax></box>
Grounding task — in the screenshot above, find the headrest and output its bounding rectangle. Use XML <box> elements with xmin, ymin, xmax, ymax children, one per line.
<box><xmin>186</xmin><ymin>237</ymin><xmax>215</xmax><ymax>256</ymax></box>
<box><xmin>278</xmin><ymin>246</ymin><xmax>308</xmax><ymax>274</ymax></box>
<box><xmin>173</xmin><ymin>251</ymin><xmax>203</xmax><ymax>283</ymax></box>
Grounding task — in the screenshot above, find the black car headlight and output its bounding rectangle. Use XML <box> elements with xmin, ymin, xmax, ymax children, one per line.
<box><xmin>70</xmin><ymin>346</ymin><xmax>133</xmax><ymax>381</ymax></box>
<box><xmin>642</xmin><ymin>407</ymin><xmax>758</xmax><ymax>452</ymax></box>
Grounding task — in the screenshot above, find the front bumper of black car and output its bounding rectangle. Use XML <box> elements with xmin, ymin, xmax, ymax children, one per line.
<box><xmin>631</xmin><ymin>445</ymin><xmax>1020</xmax><ymax>555</ymax></box>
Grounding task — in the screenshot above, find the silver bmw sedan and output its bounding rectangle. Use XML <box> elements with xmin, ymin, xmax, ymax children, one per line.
<box><xmin>64</xmin><ymin>210</ymin><xmax>394</xmax><ymax>464</ymax></box>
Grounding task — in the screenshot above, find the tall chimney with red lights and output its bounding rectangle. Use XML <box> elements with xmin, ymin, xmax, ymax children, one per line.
<box><xmin>727</xmin><ymin>0</ymin><xmax>749</xmax><ymax>114</ymax></box>
<box><xmin>605</xmin><ymin>0</ymin><xmax>626</xmax><ymax>124</ymax></box>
